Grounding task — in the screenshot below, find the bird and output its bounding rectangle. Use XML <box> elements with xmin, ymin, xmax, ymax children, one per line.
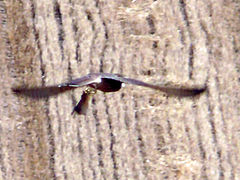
<box><xmin>12</xmin><ymin>73</ymin><xmax>206</xmax><ymax>115</ymax></box>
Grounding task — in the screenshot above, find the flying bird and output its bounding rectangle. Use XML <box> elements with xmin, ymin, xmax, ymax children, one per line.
<box><xmin>12</xmin><ymin>73</ymin><xmax>206</xmax><ymax>115</ymax></box>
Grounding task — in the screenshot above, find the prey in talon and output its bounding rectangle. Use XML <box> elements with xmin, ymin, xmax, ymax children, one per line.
<box><xmin>72</xmin><ymin>87</ymin><xmax>96</xmax><ymax>115</ymax></box>
<box><xmin>12</xmin><ymin>73</ymin><xmax>206</xmax><ymax>115</ymax></box>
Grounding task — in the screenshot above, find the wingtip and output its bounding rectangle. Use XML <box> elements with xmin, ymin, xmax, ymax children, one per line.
<box><xmin>190</xmin><ymin>85</ymin><xmax>207</xmax><ymax>96</ymax></box>
<box><xmin>11</xmin><ymin>87</ymin><xmax>22</xmax><ymax>94</ymax></box>
<box><xmin>196</xmin><ymin>86</ymin><xmax>206</xmax><ymax>94</ymax></box>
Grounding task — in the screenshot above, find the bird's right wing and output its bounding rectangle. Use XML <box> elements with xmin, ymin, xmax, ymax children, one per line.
<box><xmin>12</xmin><ymin>85</ymin><xmax>76</xmax><ymax>99</ymax></box>
<box><xmin>12</xmin><ymin>74</ymin><xmax>100</xmax><ymax>99</ymax></box>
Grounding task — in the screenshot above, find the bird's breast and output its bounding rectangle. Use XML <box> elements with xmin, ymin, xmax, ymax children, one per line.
<box><xmin>90</xmin><ymin>78</ymin><xmax>123</xmax><ymax>92</ymax></box>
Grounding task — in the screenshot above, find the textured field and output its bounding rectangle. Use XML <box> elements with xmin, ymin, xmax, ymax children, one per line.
<box><xmin>0</xmin><ymin>0</ymin><xmax>240</xmax><ymax>179</ymax></box>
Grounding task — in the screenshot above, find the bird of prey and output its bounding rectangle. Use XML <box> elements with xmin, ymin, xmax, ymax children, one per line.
<box><xmin>12</xmin><ymin>73</ymin><xmax>206</xmax><ymax>115</ymax></box>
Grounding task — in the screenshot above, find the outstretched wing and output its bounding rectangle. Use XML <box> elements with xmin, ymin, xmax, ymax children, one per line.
<box><xmin>115</xmin><ymin>76</ymin><xmax>206</xmax><ymax>97</ymax></box>
<box><xmin>12</xmin><ymin>85</ymin><xmax>75</xmax><ymax>99</ymax></box>
<box><xmin>12</xmin><ymin>74</ymin><xmax>101</xmax><ymax>99</ymax></box>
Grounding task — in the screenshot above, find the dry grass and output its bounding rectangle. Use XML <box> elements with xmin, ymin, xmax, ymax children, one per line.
<box><xmin>0</xmin><ymin>0</ymin><xmax>239</xmax><ymax>179</ymax></box>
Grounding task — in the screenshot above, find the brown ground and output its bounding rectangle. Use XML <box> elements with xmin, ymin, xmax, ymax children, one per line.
<box><xmin>0</xmin><ymin>0</ymin><xmax>240</xmax><ymax>179</ymax></box>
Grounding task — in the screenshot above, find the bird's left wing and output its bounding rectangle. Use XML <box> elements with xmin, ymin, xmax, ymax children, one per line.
<box><xmin>115</xmin><ymin>76</ymin><xmax>206</xmax><ymax>97</ymax></box>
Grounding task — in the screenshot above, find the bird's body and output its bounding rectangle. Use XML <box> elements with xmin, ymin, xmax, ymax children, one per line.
<box><xmin>12</xmin><ymin>73</ymin><xmax>206</xmax><ymax>115</ymax></box>
<box><xmin>89</xmin><ymin>78</ymin><xmax>123</xmax><ymax>92</ymax></box>
<box><xmin>60</xmin><ymin>73</ymin><xmax>125</xmax><ymax>92</ymax></box>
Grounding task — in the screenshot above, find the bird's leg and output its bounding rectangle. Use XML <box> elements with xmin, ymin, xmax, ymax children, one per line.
<box><xmin>72</xmin><ymin>87</ymin><xmax>97</xmax><ymax>115</ymax></box>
